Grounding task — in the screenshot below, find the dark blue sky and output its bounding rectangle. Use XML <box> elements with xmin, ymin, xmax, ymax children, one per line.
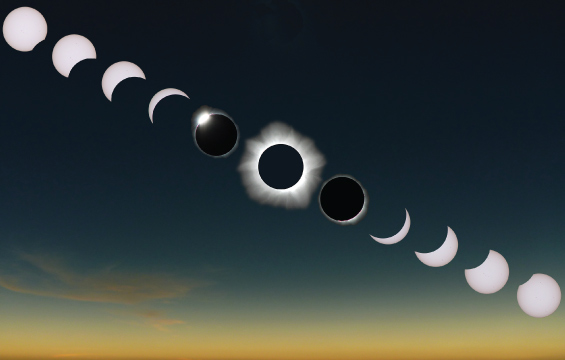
<box><xmin>0</xmin><ymin>2</ymin><xmax>564</xmax><ymax>358</ymax></box>
<box><xmin>1</xmin><ymin>0</ymin><xmax>564</xmax><ymax>289</ymax></box>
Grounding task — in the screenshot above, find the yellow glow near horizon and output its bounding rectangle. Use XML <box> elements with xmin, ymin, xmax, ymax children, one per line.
<box><xmin>1</xmin><ymin>307</ymin><xmax>564</xmax><ymax>360</ymax></box>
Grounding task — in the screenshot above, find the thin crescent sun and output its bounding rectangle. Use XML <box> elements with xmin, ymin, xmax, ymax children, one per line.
<box><xmin>148</xmin><ymin>88</ymin><xmax>189</xmax><ymax>123</ymax></box>
<box><xmin>238</xmin><ymin>121</ymin><xmax>326</xmax><ymax>209</ymax></box>
<box><xmin>370</xmin><ymin>209</ymin><xmax>410</xmax><ymax>245</ymax></box>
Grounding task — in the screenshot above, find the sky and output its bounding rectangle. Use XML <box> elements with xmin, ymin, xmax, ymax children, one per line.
<box><xmin>0</xmin><ymin>1</ymin><xmax>564</xmax><ymax>359</ymax></box>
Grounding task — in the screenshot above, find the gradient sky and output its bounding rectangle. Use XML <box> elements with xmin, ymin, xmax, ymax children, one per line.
<box><xmin>0</xmin><ymin>1</ymin><xmax>564</xmax><ymax>359</ymax></box>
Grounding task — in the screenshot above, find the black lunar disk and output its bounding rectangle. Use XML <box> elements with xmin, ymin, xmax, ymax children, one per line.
<box><xmin>195</xmin><ymin>114</ymin><xmax>238</xmax><ymax>157</ymax></box>
<box><xmin>319</xmin><ymin>175</ymin><xmax>368</xmax><ymax>224</ymax></box>
<box><xmin>258</xmin><ymin>144</ymin><xmax>304</xmax><ymax>189</ymax></box>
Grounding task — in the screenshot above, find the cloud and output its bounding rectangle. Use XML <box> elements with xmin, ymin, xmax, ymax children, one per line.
<box><xmin>0</xmin><ymin>251</ymin><xmax>205</xmax><ymax>304</ymax></box>
<box><xmin>107</xmin><ymin>308</ymin><xmax>186</xmax><ymax>332</ymax></box>
<box><xmin>147</xmin><ymin>317</ymin><xmax>185</xmax><ymax>332</ymax></box>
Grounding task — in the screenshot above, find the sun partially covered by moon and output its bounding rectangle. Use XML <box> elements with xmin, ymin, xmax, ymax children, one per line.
<box><xmin>101</xmin><ymin>61</ymin><xmax>146</xmax><ymax>101</ymax></box>
<box><xmin>3</xmin><ymin>7</ymin><xmax>47</xmax><ymax>52</ymax></box>
<box><xmin>191</xmin><ymin>105</ymin><xmax>239</xmax><ymax>158</ymax></box>
<box><xmin>415</xmin><ymin>227</ymin><xmax>459</xmax><ymax>267</ymax></box>
<box><xmin>518</xmin><ymin>273</ymin><xmax>561</xmax><ymax>318</ymax></box>
<box><xmin>238</xmin><ymin>121</ymin><xmax>326</xmax><ymax>209</ymax></box>
<box><xmin>465</xmin><ymin>250</ymin><xmax>509</xmax><ymax>294</ymax></box>
<box><xmin>148</xmin><ymin>88</ymin><xmax>189</xmax><ymax>123</ymax></box>
<box><xmin>52</xmin><ymin>34</ymin><xmax>96</xmax><ymax>77</ymax></box>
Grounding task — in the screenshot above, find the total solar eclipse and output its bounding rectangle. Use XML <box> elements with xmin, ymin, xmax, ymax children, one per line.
<box><xmin>194</xmin><ymin>112</ymin><xmax>238</xmax><ymax>157</ymax></box>
<box><xmin>238</xmin><ymin>121</ymin><xmax>326</xmax><ymax>209</ymax></box>
<box><xmin>319</xmin><ymin>175</ymin><xmax>368</xmax><ymax>225</ymax></box>
<box><xmin>258</xmin><ymin>144</ymin><xmax>304</xmax><ymax>189</ymax></box>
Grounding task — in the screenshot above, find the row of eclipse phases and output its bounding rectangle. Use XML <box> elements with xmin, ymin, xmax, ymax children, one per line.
<box><xmin>3</xmin><ymin>6</ymin><xmax>561</xmax><ymax>318</ymax></box>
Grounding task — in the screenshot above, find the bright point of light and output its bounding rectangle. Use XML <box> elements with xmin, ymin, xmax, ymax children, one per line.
<box><xmin>198</xmin><ymin>113</ymin><xmax>210</xmax><ymax>125</ymax></box>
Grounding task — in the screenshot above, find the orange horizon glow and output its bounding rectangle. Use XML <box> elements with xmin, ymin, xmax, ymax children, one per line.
<box><xmin>2</xmin><ymin>310</ymin><xmax>564</xmax><ymax>360</ymax></box>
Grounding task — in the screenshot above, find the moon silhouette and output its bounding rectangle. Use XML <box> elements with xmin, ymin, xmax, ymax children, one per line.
<box><xmin>465</xmin><ymin>250</ymin><xmax>509</xmax><ymax>294</ymax></box>
<box><xmin>415</xmin><ymin>227</ymin><xmax>458</xmax><ymax>267</ymax></box>
<box><xmin>101</xmin><ymin>61</ymin><xmax>146</xmax><ymax>101</ymax></box>
<box><xmin>318</xmin><ymin>175</ymin><xmax>368</xmax><ymax>225</ymax></box>
<box><xmin>148</xmin><ymin>88</ymin><xmax>189</xmax><ymax>123</ymax></box>
<box><xmin>258</xmin><ymin>144</ymin><xmax>304</xmax><ymax>190</ymax></box>
<box><xmin>52</xmin><ymin>34</ymin><xmax>96</xmax><ymax>77</ymax></box>
<box><xmin>370</xmin><ymin>209</ymin><xmax>410</xmax><ymax>245</ymax></box>
<box><xmin>517</xmin><ymin>273</ymin><xmax>561</xmax><ymax>318</ymax></box>
<box><xmin>3</xmin><ymin>7</ymin><xmax>47</xmax><ymax>52</ymax></box>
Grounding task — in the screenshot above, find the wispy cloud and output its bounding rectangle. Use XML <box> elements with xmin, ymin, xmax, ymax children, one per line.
<box><xmin>133</xmin><ymin>308</ymin><xmax>186</xmax><ymax>331</ymax></box>
<box><xmin>0</xmin><ymin>251</ymin><xmax>206</xmax><ymax>304</ymax></box>
<box><xmin>107</xmin><ymin>308</ymin><xmax>186</xmax><ymax>332</ymax></box>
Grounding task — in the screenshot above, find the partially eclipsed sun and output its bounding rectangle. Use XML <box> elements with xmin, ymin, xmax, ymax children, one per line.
<box><xmin>238</xmin><ymin>121</ymin><xmax>326</xmax><ymax>209</ymax></box>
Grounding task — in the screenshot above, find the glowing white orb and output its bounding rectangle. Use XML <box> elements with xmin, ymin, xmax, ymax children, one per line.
<box><xmin>465</xmin><ymin>250</ymin><xmax>509</xmax><ymax>294</ymax></box>
<box><xmin>3</xmin><ymin>7</ymin><xmax>47</xmax><ymax>52</ymax></box>
<box><xmin>52</xmin><ymin>34</ymin><xmax>96</xmax><ymax>77</ymax></box>
<box><xmin>518</xmin><ymin>273</ymin><xmax>561</xmax><ymax>318</ymax></box>
<box><xmin>101</xmin><ymin>61</ymin><xmax>146</xmax><ymax>101</ymax></box>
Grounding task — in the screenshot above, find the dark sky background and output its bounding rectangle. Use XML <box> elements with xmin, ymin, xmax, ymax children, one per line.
<box><xmin>0</xmin><ymin>1</ymin><xmax>564</xmax><ymax>359</ymax></box>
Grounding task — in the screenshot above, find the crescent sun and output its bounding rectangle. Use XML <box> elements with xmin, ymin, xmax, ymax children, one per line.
<box><xmin>370</xmin><ymin>209</ymin><xmax>410</xmax><ymax>245</ymax></box>
<box><xmin>415</xmin><ymin>226</ymin><xmax>459</xmax><ymax>267</ymax></box>
<box><xmin>465</xmin><ymin>250</ymin><xmax>509</xmax><ymax>294</ymax></box>
<box><xmin>148</xmin><ymin>88</ymin><xmax>190</xmax><ymax>123</ymax></box>
<box><xmin>101</xmin><ymin>61</ymin><xmax>146</xmax><ymax>101</ymax></box>
<box><xmin>52</xmin><ymin>34</ymin><xmax>96</xmax><ymax>77</ymax></box>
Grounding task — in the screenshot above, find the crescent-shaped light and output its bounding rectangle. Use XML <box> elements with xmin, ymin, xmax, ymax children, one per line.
<box><xmin>415</xmin><ymin>227</ymin><xmax>458</xmax><ymax>267</ymax></box>
<box><xmin>3</xmin><ymin>7</ymin><xmax>47</xmax><ymax>52</ymax></box>
<box><xmin>101</xmin><ymin>61</ymin><xmax>146</xmax><ymax>101</ymax></box>
<box><xmin>465</xmin><ymin>250</ymin><xmax>509</xmax><ymax>294</ymax></box>
<box><xmin>517</xmin><ymin>273</ymin><xmax>561</xmax><ymax>318</ymax></box>
<box><xmin>370</xmin><ymin>209</ymin><xmax>410</xmax><ymax>245</ymax></box>
<box><xmin>52</xmin><ymin>34</ymin><xmax>96</xmax><ymax>77</ymax></box>
<box><xmin>148</xmin><ymin>88</ymin><xmax>189</xmax><ymax>123</ymax></box>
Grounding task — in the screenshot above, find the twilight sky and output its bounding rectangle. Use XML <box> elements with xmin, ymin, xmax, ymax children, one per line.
<box><xmin>0</xmin><ymin>1</ymin><xmax>564</xmax><ymax>360</ymax></box>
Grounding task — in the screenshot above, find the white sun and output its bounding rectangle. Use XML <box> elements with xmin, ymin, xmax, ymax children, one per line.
<box><xmin>238</xmin><ymin>121</ymin><xmax>326</xmax><ymax>209</ymax></box>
